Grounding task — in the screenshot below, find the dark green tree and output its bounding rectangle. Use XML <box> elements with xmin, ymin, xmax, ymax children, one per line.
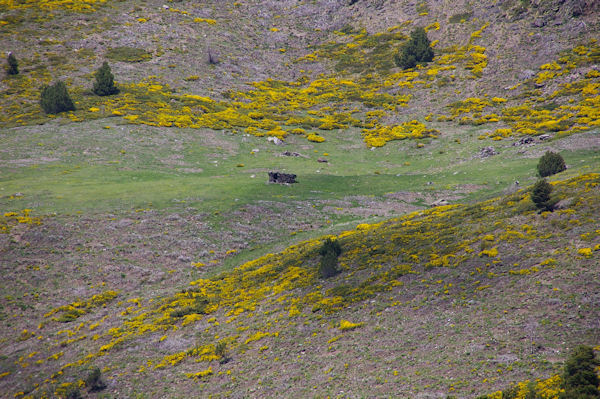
<box><xmin>93</xmin><ymin>61</ymin><xmax>119</xmax><ymax>96</ymax></box>
<box><xmin>318</xmin><ymin>238</ymin><xmax>342</xmax><ymax>279</ymax></box>
<box><xmin>40</xmin><ymin>81</ymin><xmax>75</xmax><ymax>114</ymax></box>
<box><xmin>559</xmin><ymin>345</ymin><xmax>600</xmax><ymax>399</ymax></box>
<box><xmin>395</xmin><ymin>27</ymin><xmax>434</xmax><ymax>70</ymax></box>
<box><xmin>7</xmin><ymin>53</ymin><xmax>18</xmax><ymax>75</ymax></box>
<box><xmin>537</xmin><ymin>151</ymin><xmax>566</xmax><ymax>177</ymax></box>
<box><xmin>531</xmin><ymin>178</ymin><xmax>556</xmax><ymax>212</ymax></box>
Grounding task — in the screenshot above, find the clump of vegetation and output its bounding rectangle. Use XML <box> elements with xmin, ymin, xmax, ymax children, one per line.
<box><xmin>93</xmin><ymin>61</ymin><xmax>119</xmax><ymax>96</ymax></box>
<box><xmin>531</xmin><ymin>178</ymin><xmax>556</xmax><ymax>212</ymax></box>
<box><xmin>318</xmin><ymin>238</ymin><xmax>342</xmax><ymax>278</ymax></box>
<box><xmin>106</xmin><ymin>46</ymin><xmax>152</xmax><ymax>63</ymax></box>
<box><xmin>40</xmin><ymin>81</ymin><xmax>75</xmax><ymax>114</ymax></box>
<box><xmin>449</xmin><ymin>11</ymin><xmax>473</xmax><ymax>23</ymax></box>
<box><xmin>169</xmin><ymin>296</ymin><xmax>209</xmax><ymax>318</ymax></box>
<box><xmin>57</xmin><ymin>307</ymin><xmax>86</xmax><ymax>323</ymax></box>
<box><xmin>216</xmin><ymin>341</ymin><xmax>231</xmax><ymax>364</ymax></box>
<box><xmin>538</xmin><ymin>151</ymin><xmax>566</xmax><ymax>177</ymax></box>
<box><xmin>560</xmin><ymin>345</ymin><xmax>600</xmax><ymax>399</ymax></box>
<box><xmin>85</xmin><ymin>367</ymin><xmax>106</xmax><ymax>392</ymax></box>
<box><xmin>65</xmin><ymin>385</ymin><xmax>83</xmax><ymax>399</ymax></box>
<box><xmin>6</xmin><ymin>52</ymin><xmax>18</xmax><ymax>75</ymax></box>
<box><xmin>394</xmin><ymin>27</ymin><xmax>434</xmax><ymax>70</ymax></box>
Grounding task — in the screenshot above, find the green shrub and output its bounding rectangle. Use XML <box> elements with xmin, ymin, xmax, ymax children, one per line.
<box><xmin>169</xmin><ymin>297</ymin><xmax>209</xmax><ymax>318</ymax></box>
<box><xmin>85</xmin><ymin>367</ymin><xmax>106</xmax><ymax>392</ymax></box>
<box><xmin>537</xmin><ymin>151</ymin><xmax>566</xmax><ymax>177</ymax></box>
<box><xmin>559</xmin><ymin>345</ymin><xmax>600</xmax><ymax>399</ymax></box>
<box><xmin>40</xmin><ymin>81</ymin><xmax>75</xmax><ymax>114</ymax></box>
<box><xmin>394</xmin><ymin>27</ymin><xmax>434</xmax><ymax>70</ymax></box>
<box><xmin>449</xmin><ymin>11</ymin><xmax>473</xmax><ymax>23</ymax></box>
<box><xmin>501</xmin><ymin>385</ymin><xmax>520</xmax><ymax>399</ymax></box>
<box><xmin>65</xmin><ymin>385</ymin><xmax>83</xmax><ymax>399</ymax></box>
<box><xmin>106</xmin><ymin>46</ymin><xmax>151</xmax><ymax>63</ymax></box>
<box><xmin>318</xmin><ymin>238</ymin><xmax>342</xmax><ymax>278</ymax></box>
<box><xmin>531</xmin><ymin>179</ymin><xmax>556</xmax><ymax>212</ymax></box>
<box><xmin>93</xmin><ymin>61</ymin><xmax>119</xmax><ymax>96</ymax></box>
<box><xmin>56</xmin><ymin>307</ymin><xmax>86</xmax><ymax>323</ymax></box>
<box><xmin>7</xmin><ymin>53</ymin><xmax>18</xmax><ymax>75</ymax></box>
<box><xmin>215</xmin><ymin>341</ymin><xmax>231</xmax><ymax>364</ymax></box>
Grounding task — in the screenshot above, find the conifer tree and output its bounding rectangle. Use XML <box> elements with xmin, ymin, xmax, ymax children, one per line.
<box><xmin>40</xmin><ymin>81</ymin><xmax>75</xmax><ymax>114</ymax></box>
<box><xmin>531</xmin><ymin>178</ymin><xmax>556</xmax><ymax>212</ymax></box>
<box><xmin>560</xmin><ymin>345</ymin><xmax>600</xmax><ymax>399</ymax></box>
<box><xmin>395</xmin><ymin>27</ymin><xmax>434</xmax><ymax>70</ymax></box>
<box><xmin>318</xmin><ymin>238</ymin><xmax>342</xmax><ymax>278</ymax></box>
<box><xmin>93</xmin><ymin>61</ymin><xmax>119</xmax><ymax>96</ymax></box>
<box><xmin>537</xmin><ymin>151</ymin><xmax>566</xmax><ymax>177</ymax></box>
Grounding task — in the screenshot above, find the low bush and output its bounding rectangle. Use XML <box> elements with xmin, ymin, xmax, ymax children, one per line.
<box><xmin>537</xmin><ymin>151</ymin><xmax>566</xmax><ymax>177</ymax></box>
<box><xmin>85</xmin><ymin>367</ymin><xmax>106</xmax><ymax>392</ymax></box>
<box><xmin>106</xmin><ymin>46</ymin><xmax>151</xmax><ymax>62</ymax></box>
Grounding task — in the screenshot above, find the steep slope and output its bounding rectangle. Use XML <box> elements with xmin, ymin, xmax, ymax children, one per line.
<box><xmin>1</xmin><ymin>173</ymin><xmax>599</xmax><ymax>397</ymax></box>
<box><xmin>1</xmin><ymin>0</ymin><xmax>600</xmax><ymax>398</ymax></box>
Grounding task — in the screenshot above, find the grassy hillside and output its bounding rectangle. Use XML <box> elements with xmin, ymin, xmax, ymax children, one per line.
<box><xmin>1</xmin><ymin>173</ymin><xmax>599</xmax><ymax>397</ymax></box>
<box><xmin>1</xmin><ymin>0</ymin><xmax>599</xmax><ymax>397</ymax></box>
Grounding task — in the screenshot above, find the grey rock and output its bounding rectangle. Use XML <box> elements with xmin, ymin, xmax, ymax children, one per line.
<box><xmin>479</xmin><ymin>146</ymin><xmax>498</xmax><ymax>158</ymax></box>
<box><xmin>519</xmin><ymin>69</ymin><xmax>536</xmax><ymax>80</ymax></box>
<box><xmin>117</xmin><ymin>219</ymin><xmax>134</xmax><ymax>228</ymax></box>
<box><xmin>532</xmin><ymin>18</ymin><xmax>545</xmax><ymax>27</ymax></box>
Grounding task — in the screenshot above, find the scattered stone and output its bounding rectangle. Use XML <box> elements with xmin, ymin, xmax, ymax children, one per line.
<box><xmin>554</xmin><ymin>198</ymin><xmax>574</xmax><ymax>210</ymax></box>
<box><xmin>268</xmin><ymin>171</ymin><xmax>297</xmax><ymax>184</ymax></box>
<box><xmin>177</xmin><ymin>255</ymin><xmax>192</xmax><ymax>263</ymax></box>
<box><xmin>519</xmin><ymin>69</ymin><xmax>536</xmax><ymax>80</ymax></box>
<box><xmin>479</xmin><ymin>146</ymin><xmax>498</xmax><ymax>158</ymax></box>
<box><xmin>430</xmin><ymin>199</ymin><xmax>449</xmax><ymax>207</ymax></box>
<box><xmin>532</xmin><ymin>18</ymin><xmax>545</xmax><ymax>28</ymax></box>
<box><xmin>267</xmin><ymin>137</ymin><xmax>284</xmax><ymax>146</ymax></box>
<box><xmin>495</xmin><ymin>354</ymin><xmax>519</xmax><ymax>364</ymax></box>
<box><xmin>252</xmin><ymin>148</ymin><xmax>259</xmax><ymax>153</ymax></box>
<box><xmin>513</xmin><ymin>136</ymin><xmax>534</xmax><ymax>146</ymax></box>
<box><xmin>538</xmin><ymin>134</ymin><xmax>551</xmax><ymax>141</ymax></box>
<box><xmin>116</xmin><ymin>219</ymin><xmax>134</xmax><ymax>228</ymax></box>
<box><xmin>162</xmin><ymin>4</ymin><xmax>169</xmax><ymax>9</ymax></box>
<box><xmin>281</xmin><ymin>151</ymin><xmax>301</xmax><ymax>157</ymax></box>
<box><xmin>317</xmin><ymin>158</ymin><xmax>328</xmax><ymax>163</ymax></box>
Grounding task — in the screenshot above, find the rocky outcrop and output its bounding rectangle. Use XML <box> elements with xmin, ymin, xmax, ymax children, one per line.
<box><xmin>268</xmin><ymin>172</ymin><xmax>297</xmax><ymax>184</ymax></box>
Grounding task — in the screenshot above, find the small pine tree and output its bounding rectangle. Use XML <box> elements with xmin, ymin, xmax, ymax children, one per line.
<box><xmin>318</xmin><ymin>238</ymin><xmax>342</xmax><ymax>278</ymax></box>
<box><xmin>537</xmin><ymin>151</ymin><xmax>566</xmax><ymax>177</ymax></box>
<box><xmin>559</xmin><ymin>345</ymin><xmax>600</xmax><ymax>399</ymax></box>
<box><xmin>93</xmin><ymin>61</ymin><xmax>119</xmax><ymax>96</ymax></box>
<box><xmin>7</xmin><ymin>53</ymin><xmax>18</xmax><ymax>75</ymax></box>
<box><xmin>531</xmin><ymin>178</ymin><xmax>556</xmax><ymax>212</ymax></box>
<box><xmin>40</xmin><ymin>81</ymin><xmax>75</xmax><ymax>114</ymax></box>
<box><xmin>395</xmin><ymin>27</ymin><xmax>434</xmax><ymax>70</ymax></box>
